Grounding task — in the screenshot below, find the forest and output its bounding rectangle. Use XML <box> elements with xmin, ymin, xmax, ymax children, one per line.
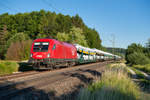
<box><xmin>0</xmin><ymin>10</ymin><xmax>104</xmax><ymax>60</ymax></box>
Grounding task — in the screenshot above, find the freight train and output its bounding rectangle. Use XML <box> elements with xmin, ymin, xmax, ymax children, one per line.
<box><xmin>28</xmin><ymin>38</ymin><xmax>121</xmax><ymax>69</ymax></box>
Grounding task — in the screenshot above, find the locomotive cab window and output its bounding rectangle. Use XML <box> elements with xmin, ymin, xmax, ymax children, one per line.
<box><xmin>33</xmin><ymin>42</ymin><xmax>49</xmax><ymax>52</ymax></box>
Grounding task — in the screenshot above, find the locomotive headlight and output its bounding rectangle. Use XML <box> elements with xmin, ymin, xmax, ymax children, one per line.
<box><xmin>47</xmin><ymin>53</ymin><xmax>50</xmax><ymax>58</ymax></box>
<box><xmin>30</xmin><ymin>54</ymin><xmax>33</xmax><ymax>57</ymax></box>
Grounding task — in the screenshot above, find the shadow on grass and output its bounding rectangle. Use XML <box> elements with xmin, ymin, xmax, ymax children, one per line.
<box><xmin>18</xmin><ymin>62</ymin><xmax>34</xmax><ymax>72</ymax></box>
<box><xmin>130</xmin><ymin>68</ymin><xmax>150</xmax><ymax>93</ymax></box>
<box><xmin>138</xmin><ymin>79</ymin><xmax>150</xmax><ymax>93</ymax></box>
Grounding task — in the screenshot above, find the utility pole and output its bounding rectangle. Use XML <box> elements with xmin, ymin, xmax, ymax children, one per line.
<box><xmin>109</xmin><ymin>34</ymin><xmax>115</xmax><ymax>60</ymax></box>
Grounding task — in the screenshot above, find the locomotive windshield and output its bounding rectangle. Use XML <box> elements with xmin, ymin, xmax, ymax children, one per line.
<box><xmin>33</xmin><ymin>42</ymin><xmax>49</xmax><ymax>52</ymax></box>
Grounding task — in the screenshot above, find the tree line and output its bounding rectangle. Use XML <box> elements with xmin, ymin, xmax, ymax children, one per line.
<box><xmin>125</xmin><ymin>38</ymin><xmax>150</xmax><ymax>65</ymax></box>
<box><xmin>0</xmin><ymin>10</ymin><xmax>104</xmax><ymax>60</ymax></box>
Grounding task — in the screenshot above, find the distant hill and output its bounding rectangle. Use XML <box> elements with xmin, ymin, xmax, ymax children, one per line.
<box><xmin>106</xmin><ymin>47</ymin><xmax>126</xmax><ymax>57</ymax></box>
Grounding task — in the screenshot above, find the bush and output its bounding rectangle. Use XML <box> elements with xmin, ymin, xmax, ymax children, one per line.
<box><xmin>6</xmin><ymin>40</ymin><xmax>32</xmax><ymax>61</ymax></box>
<box><xmin>77</xmin><ymin>69</ymin><xmax>141</xmax><ymax>100</ymax></box>
<box><xmin>127</xmin><ymin>52</ymin><xmax>150</xmax><ymax>65</ymax></box>
<box><xmin>125</xmin><ymin>43</ymin><xmax>150</xmax><ymax>65</ymax></box>
<box><xmin>0</xmin><ymin>61</ymin><xmax>19</xmax><ymax>75</ymax></box>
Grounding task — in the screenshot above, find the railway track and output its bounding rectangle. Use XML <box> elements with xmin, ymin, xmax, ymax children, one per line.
<box><xmin>0</xmin><ymin>61</ymin><xmax>111</xmax><ymax>81</ymax></box>
<box><xmin>0</xmin><ymin>61</ymin><xmax>113</xmax><ymax>100</ymax></box>
<box><xmin>0</xmin><ymin>71</ymin><xmax>38</xmax><ymax>81</ymax></box>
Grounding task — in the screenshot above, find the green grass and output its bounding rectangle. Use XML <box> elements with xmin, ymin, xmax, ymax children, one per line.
<box><xmin>132</xmin><ymin>64</ymin><xmax>150</xmax><ymax>74</ymax></box>
<box><xmin>0</xmin><ymin>61</ymin><xmax>19</xmax><ymax>75</ymax></box>
<box><xmin>107</xmin><ymin>63</ymin><xmax>130</xmax><ymax>75</ymax></box>
<box><xmin>128</xmin><ymin>65</ymin><xmax>150</xmax><ymax>98</ymax></box>
<box><xmin>139</xmin><ymin>79</ymin><xmax>150</xmax><ymax>92</ymax></box>
<box><xmin>128</xmin><ymin>67</ymin><xmax>150</xmax><ymax>91</ymax></box>
<box><xmin>129</xmin><ymin>67</ymin><xmax>146</xmax><ymax>79</ymax></box>
<box><xmin>77</xmin><ymin>68</ymin><xmax>141</xmax><ymax>100</ymax></box>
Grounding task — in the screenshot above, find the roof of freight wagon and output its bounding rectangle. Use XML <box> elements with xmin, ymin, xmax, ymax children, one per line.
<box><xmin>74</xmin><ymin>44</ymin><xmax>95</xmax><ymax>52</ymax></box>
<box><xmin>75</xmin><ymin>44</ymin><xmax>116</xmax><ymax>56</ymax></box>
<box><xmin>93</xmin><ymin>48</ymin><xmax>114</xmax><ymax>56</ymax></box>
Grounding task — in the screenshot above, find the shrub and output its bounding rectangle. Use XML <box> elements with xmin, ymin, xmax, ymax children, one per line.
<box><xmin>0</xmin><ymin>61</ymin><xmax>19</xmax><ymax>75</ymax></box>
<box><xmin>127</xmin><ymin>52</ymin><xmax>150</xmax><ymax>65</ymax></box>
<box><xmin>77</xmin><ymin>68</ymin><xmax>141</xmax><ymax>100</ymax></box>
<box><xmin>125</xmin><ymin>43</ymin><xmax>150</xmax><ymax>65</ymax></box>
<box><xmin>125</xmin><ymin>43</ymin><xmax>144</xmax><ymax>64</ymax></box>
<box><xmin>6</xmin><ymin>40</ymin><xmax>32</xmax><ymax>61</ymax></box>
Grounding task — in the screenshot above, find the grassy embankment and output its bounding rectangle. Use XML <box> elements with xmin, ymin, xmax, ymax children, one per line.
<box><xmin>77</xmin><ymin>63</ymin><xmax>142</xmax><ymax>100</ymax></box>
<box><xmin>0</xmin><ymin>61</ymin><xmax>19</xmax><ymax>75</ymax></box>
<box><xmin>132</xmin><ymin>64</ymin><xmax>150</xmax><ymax>74</ymax></box>
<box><xmin>0</xmin><ymin>60</ymin><xmax>33</xmax><ymax>75</ymax></box>
<box><xmin>130</xmin><ymin>65</ymin><xmax>150</xmax><ymax>92</ymax></box>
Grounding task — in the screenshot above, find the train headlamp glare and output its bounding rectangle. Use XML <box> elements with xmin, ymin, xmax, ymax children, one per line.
<box><xmin>30</xmin><ymin>54</ymin><xmax>33</xmax><ymax>57</ymax></box>
<box><xmin>47</xmin><ymin>53</ymin><xmax>50</xmax><ymax>58</ymax></box>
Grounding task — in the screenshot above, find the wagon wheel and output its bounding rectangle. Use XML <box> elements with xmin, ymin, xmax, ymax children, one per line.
<box><xmin>67</xmin><ymin>62</ymin><xmax>72</xmax><ymax>67</ymax></box>
<box><xmin>33</xmin><ymin>62</ymin><xmax>40</xmax><ymax>69</ymax></box>
<box><xmin>47</xmin><ymin>64</ymin><xmax>54</xmax><ymax>70</ymax></box>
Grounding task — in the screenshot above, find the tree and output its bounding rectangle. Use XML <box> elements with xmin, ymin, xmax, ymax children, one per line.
<box><xmin>56</xmin><ymin>26</ymin><xmax>88</xmax><ymax>47</ymax></box>
<box><xmin>144</xmin><ymin>38</ymin><xmax>150</xmax><ymax>59</ymax></box>
<box><xmin>0</xmin><ymin>10</ymin><xmax>104</xmax><ymax>60</ymax></box>
<box><xmin>6</xmin><ymin>32</ymin><xmax>30</xmax><ymax>58</ymax></box>
<box><xmin>7</xmin><ymin>32</ymin><xmax>30</xmax><ymax>45</ymax></box>
<box><xmin>36</xmin><ymin>33</ymin><xmax>48</xmax><ymax>38</ymax></box>
<box><xmin>56</xmin><ymin>32</ymin><xmax>69</xmax><ymax>42</ymax></box>
<box><xmin>72</xmin><ymin>14</ymin><xmax>84</xmax><ymax>28</ymax></box>
<box><xmin>69</xmin><ymin>26</ymin><xmax>88</xmax><ymax>47</ymax></box>
<box><xmin>125</xmin><ymin>43</ymin><xmax>150</xmax><ymax>65</ymax></box>
<box><xmin>127</xmin><ymin>52</ymin><xmax>150</xmax><ymax>65</ymax></box>
<box><xmin>0</xmin><ymin>25</ymin><xmax>9</xmax><ymax>59</ymax></box>
<box><xmin>6</xmin><ymin>40</ymin><xmax>32</xmax><ymax>60</ymax></box>
<box><xmin>83</xmin><ymin>27</ymin><xmax>102</xmax><ymax>49</ymax></box>
<box><xmin>126</xmin><ymin>43</ymin><xmax>143</xmax><ymax>54</ymax></box>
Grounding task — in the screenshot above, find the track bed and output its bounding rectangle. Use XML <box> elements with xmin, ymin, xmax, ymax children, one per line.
<box><xmin>0</xmin><ymin>61</ymin><xmax>112</xmax><ymax>100</ymax></box>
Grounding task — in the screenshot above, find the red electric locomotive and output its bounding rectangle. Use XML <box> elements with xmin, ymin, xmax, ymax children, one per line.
<box><xmin>28</xmin><ymin>38</ymin><xmax>77</xmax><ymax>69</ymax></box>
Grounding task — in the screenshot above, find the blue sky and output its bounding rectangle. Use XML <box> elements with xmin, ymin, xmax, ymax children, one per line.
<box><xmin>0</xmin><ymin>0</ymin><xmax>150</xmax><ymax>48</ymax></box>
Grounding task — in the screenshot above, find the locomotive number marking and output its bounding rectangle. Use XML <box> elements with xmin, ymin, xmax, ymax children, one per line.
<box><xmin>36</xmin><ymin>55</ymin><xmax>42</xmax><ymax>58</ymax></box>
